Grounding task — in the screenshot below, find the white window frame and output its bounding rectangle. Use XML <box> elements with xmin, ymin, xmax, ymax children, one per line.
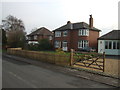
<box><xmin>55</xmin><ymin>41</ymin><xmax>61</xmax><ymax>48</ymax></box>
<box><xmin>62</xmin><ymin>41</ymin><xmax>67</xmax><ymax>47</ymax></box>
<box><xmin>55</xmin><ymin>31</ymin><xmax>61</xmax><ymax>37</ymax></box>
<box><xmin>34</xmin><ymin>35</ymin><xmax>37</xmax><ymax>40</ymax></box>
<box><xmin>78</xmin><ymin>40</ymin><xmax>89</xmax><ymax>48</ymax></box>
<box><xmin>49</xmin><ymin>36</ymin><xmax>52</xmax><ymax>40</ymax></box>
<box><xmin>105</xmin><ymin>40</ymin><xmax>120</xmax><ymax>50</ymax></box>
<box><xmin>63</xmin><ymin>31</ymin><xmax>68</xmax><ymax>37</ymax></box>
<box><xmin>78</xmin><ymin>29</ymin><xmax>89</xmax><ymax>36</ymax></box>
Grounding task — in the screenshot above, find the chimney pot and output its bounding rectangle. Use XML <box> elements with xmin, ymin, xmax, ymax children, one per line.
<box><xmin>67</xmin><ymin>21</ymin><xmax>73</xmax><ymax>29</ymax></box>
<box><xmin>89</xmin><ymin>14</ymin><xmax>93</xmax><ymax>28</ymax></box>
<box><xmin>67</xmin><ymin>21</ymin><xmax>71</xmax><ymax>24</ymax></box>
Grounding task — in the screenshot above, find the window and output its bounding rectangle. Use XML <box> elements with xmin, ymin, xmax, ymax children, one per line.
<box><xmin>63</xmin><ymin>31</ymin><xmax>68</xmax><ymax>36</ymax></box>
<box><xmin>113</xmin><ymin>41</ymin><xmax>116</xmax><ymax>49</ymax></box>
<box><xmin>62</xmin><ymin>41</ymin><xmax>67</xmax><ymax>47</ymax></box>
<box><xmin>105</xmin><ymin>41</ymin><xmax>120</xmax><ymax>50</ymax></box>
<box><xmin>109</xmin><ymin>41</ymin><xmax>112</xmax><ymax>49</ymax></box>
<box><xmin>55</xmin><ymin>41</ymin><xmax>61</xmax><ymax>48</ymax></box>
<box><xmin>78</xmin><ymin>40</ymin><xmax>88</xmax><ymax>48</ymax></box>
<box><xmin>78</xmin><ymin>29</ymin><xmax>89</xmax><ymax>36</ymax></box>
<box><xmin>28</xmin><ymin>36</ymin><xmax>31</xmax><ymax>40</ymax></box>
<box><xmin>105</xmin><ymin>41</ymin><xmax>108</xmax><ymax>49</ymax></box>
<box><xmin>117</xmin><ymin>42</ymin><xmax>120</xmax><ymax>49</ymax></box>
<box><xmin>34</xmin><ymin>35</ymin><xmax>37</xmax><ymax>40</ymax></box>
<box><xmin>55</xmin><ymin>31</ymin><xmax>61</xmax><ymax>37</ymax></box>
<box><xmin>49</xmin><ymin>36</ymin><xmax>52</xmax><ymax>40</ymax></box>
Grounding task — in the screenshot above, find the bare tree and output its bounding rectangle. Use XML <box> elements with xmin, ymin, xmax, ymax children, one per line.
<box><xmin>31</xmin><ymin>27</ymin><xmax>37</xmax><ymax>33</ymax></box>
<box><xmin>2</xmin><ymin>15</ymin><xmax>26</xmax><ymax>48</ymax></box>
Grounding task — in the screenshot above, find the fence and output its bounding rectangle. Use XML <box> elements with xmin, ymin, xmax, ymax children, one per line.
<box><xmin>70</xmin><ymin>49</ymin><xmax>105</xmax><ymax>72</ymax></box>
<box><xmin>7</xmin><ymin>48</ymin><xmax>119</xmax><ymax>78</ymax></box>
<box><xmin>7</xmin><ymin>48</ymin><xmax>70</xmax><ymax>66</ymax></box>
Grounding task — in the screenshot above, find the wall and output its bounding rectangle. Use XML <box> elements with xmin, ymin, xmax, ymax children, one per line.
<box><xmin>89</xmin><ymin>30</ymin><xmax>99</xmax><ymax>49</ymax></box>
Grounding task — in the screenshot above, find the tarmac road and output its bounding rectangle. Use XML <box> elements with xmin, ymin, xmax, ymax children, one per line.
<box><xmin>2</xmin><ymin>56</ymin><xmax>114</xmax><ymax>88</ymax></box>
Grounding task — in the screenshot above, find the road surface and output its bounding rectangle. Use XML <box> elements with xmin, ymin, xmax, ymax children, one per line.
<box><xmin>2</xmin><ymin>56</ymin><xmax>114</xmax><ymax>88</ymax></box>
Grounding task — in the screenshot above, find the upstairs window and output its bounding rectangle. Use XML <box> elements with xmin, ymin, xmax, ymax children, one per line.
<box><xmin>49</xmin><ymin>36</ymin><xmax>52</xmax><ymax>40</ymax></box>
<box><xmin>63</xmin><ymin>31</ymin><xmax>68</xmax><ymax>36</ymax></box>
<box><xmin>55</xmin><ymin>31</ymin><xmax>61</xmax><ymax>37</ymax></box>
<box><xmin>78</xmin><ymin>29</ymin><xmax>89</xmax><ymax>36</ymax></box>
<box><xmin>34</xmin><ymin>35</ymin><xmax>37</xmax><ymax>40</ymax></box>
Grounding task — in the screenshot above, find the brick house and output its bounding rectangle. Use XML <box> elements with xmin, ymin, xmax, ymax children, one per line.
<box><xmin>53</xmin><ymin>15</ymin><xmax>101</xmax><ymax>51</ymax></box>
<box><xmin>98</xmin><ymin>30</ymin><xmax>120</xmax><ymax>55</ymax></box>
<box><xmin>27</xmin><ymin>27</ymin><xmax>53</xmax><ymax>45</ymax></box>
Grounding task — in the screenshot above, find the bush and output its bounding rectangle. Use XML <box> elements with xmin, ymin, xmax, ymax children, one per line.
<box><xmin>38</xmin><ymin>39</ymin><xmax>53</xmax><ymax>51</ymax></box>
<box><xmin>27</xmin><ymin>44</ymin><xmax>39</xmax><ymax>51</ymax></box>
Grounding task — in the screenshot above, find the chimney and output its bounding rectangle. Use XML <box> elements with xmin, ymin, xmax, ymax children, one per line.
<box><xmin>89</xmin><ymin>14</ymin><xmax>93</xmax><ymax>28</ymax></box>
<box><xmin>67</xmin><ymin>21</ymin><xmax>73</xmax><ymax>29</ymax></box>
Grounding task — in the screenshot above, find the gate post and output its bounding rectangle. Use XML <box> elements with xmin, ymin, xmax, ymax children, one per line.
<box><xmin>70</xmin><ymin>49</ymin><xmax>74</xmax><ymax>66</ymax></box>
<box><xmin>103</xmin><ymin>52</ymin><xmax>105</xmax><ymax>72</ymax></box>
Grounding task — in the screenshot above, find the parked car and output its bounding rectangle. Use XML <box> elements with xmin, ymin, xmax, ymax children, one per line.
<box><xmin>78</xmin><ymin>47</ymin><xmax>96</xmax><ymax>52</ymax></box>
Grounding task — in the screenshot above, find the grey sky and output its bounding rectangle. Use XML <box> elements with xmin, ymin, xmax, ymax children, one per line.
<box><xmin>1</xmin><ymin>0</ymin><xmax>119</xmax><ymax>36</ymax></box>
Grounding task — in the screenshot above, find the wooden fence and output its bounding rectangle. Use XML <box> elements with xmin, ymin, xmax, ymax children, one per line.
<box><xmin>7</xmin><ymin>48</ymin><xmax>119</xmax><ymax>78</ymax></box>
<box><xmin>7</xmin><ymin>48</ymin><xmax>70</xmax><ymax>66</ymax></box>
<box><xmin>70</xmin><ymin>49</ymin><xmax>105</xmax><ymax>72</ymax></box>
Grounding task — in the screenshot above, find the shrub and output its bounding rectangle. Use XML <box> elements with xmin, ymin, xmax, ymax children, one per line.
<box><xmin>38</xmin><ymin>39</ymin><xmax>53</xmax><ymax>51</ymax></box>
<box><xmin>56</xmin><ymin>48</ymin><xmax>65</xmax><ymax>55</ymax></box>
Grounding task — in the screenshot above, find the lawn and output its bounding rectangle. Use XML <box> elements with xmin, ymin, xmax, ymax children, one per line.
<box><xmin>40</xmin><ymin>50</ymin><xmax>70</xmax><ymax>56</ymax></box>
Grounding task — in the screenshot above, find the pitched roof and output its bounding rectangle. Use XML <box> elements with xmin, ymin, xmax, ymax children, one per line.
<box><xmin>98</xmin><ymin>30</ymin><xmax>120</xmax><ymax>40</ymax></box>
<box><xmin>28</xmin><ymin>27</ymin><xmax>53</xmax><ymax>36</ymax></box>
<box><xmin>54</xmin><ymin>22</ymin><xmax>101</xmax><ymax>31</ymax></box>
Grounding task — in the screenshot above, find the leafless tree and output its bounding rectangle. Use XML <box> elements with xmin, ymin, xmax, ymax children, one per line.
<box><xmin>2</xmin><ymin>15</ymin><xmax>26</xmax><ymax>48</ymax></box>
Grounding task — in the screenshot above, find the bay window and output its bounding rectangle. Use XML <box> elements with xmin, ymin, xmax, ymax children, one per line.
<box><xmin>105</xmin><ymin>41</ymin><xmax>120</xmax><ymax>49</ymax></box>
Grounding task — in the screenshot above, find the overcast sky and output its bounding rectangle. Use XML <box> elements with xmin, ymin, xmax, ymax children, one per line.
<box><xmin>1</xmin><ymin>0</ymin><xmax>119</xmax><ymax>36</ymax></box>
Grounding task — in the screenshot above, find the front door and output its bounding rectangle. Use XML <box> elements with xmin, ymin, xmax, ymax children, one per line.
<box><xmin>62</xmin><ymin>41</ymin><xmax>68</xmax><ymax>51</ymax></box>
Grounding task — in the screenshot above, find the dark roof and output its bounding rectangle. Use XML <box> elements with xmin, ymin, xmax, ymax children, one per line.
<box><xmin>54</xmin><ymin>22</ymin><xmax>101</xmax><ymax>31</ymax></box>
<box><xmin>98</xmin><ymin>30</ymin><xmax>120</xmax><ymax>40</ymax></box>
<box><xmin>28</xmin><ymin>27</ymin><xmax>53</xmax><ymax>36</ymax></box>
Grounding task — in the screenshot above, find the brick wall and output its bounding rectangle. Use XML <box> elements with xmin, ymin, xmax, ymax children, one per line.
<box><xmin>89</xmin><ymin>30</ymin><xmax>99</xmax><ymax>49</ymax></box>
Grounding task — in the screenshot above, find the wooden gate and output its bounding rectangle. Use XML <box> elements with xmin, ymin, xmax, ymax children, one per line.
<box><xmin>70</xmin><ymin>49</ymin><xmax>105</xmax><ymax>72</ymax></box>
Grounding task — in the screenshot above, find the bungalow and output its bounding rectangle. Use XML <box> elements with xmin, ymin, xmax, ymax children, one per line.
<box><xmin>53</xmin><ymin>15</ymin><xmax>101</xmax><ymax>51</ymax></box>
<box><xmin>27</xmin><ymin>27</ymin><xmax>53</xmax><ymax>45</ymax></box>
<box><xmin>98</xmin><ymin>30</ymin><xmax>120</xmax><ymax>55</ymax></box>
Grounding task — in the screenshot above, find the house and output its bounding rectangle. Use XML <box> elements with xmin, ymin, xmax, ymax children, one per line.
<box><xmin>27</xmin><ymin>27</ymin><xmax>53</xmax><ymax>45</ymax></box>
<box><xmin>98</xmin><ymin>30</ymin><xmax>120</xmax><ymax>55</ymax></box>
<box><xmin>53</xmin><ymin>15</ymin><xmax>101</xmax><ymax>51</ymax></box>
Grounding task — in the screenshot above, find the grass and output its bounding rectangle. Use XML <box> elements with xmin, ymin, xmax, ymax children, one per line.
<box><xmin>30</xmin><ymin>50</ymin><xmax>99</xmax><ymax>57</ymax></box>
<box><xmin>39</xmin><ymin>50</ymin><xmax>70</xmax><ymax>56</ymax></box>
